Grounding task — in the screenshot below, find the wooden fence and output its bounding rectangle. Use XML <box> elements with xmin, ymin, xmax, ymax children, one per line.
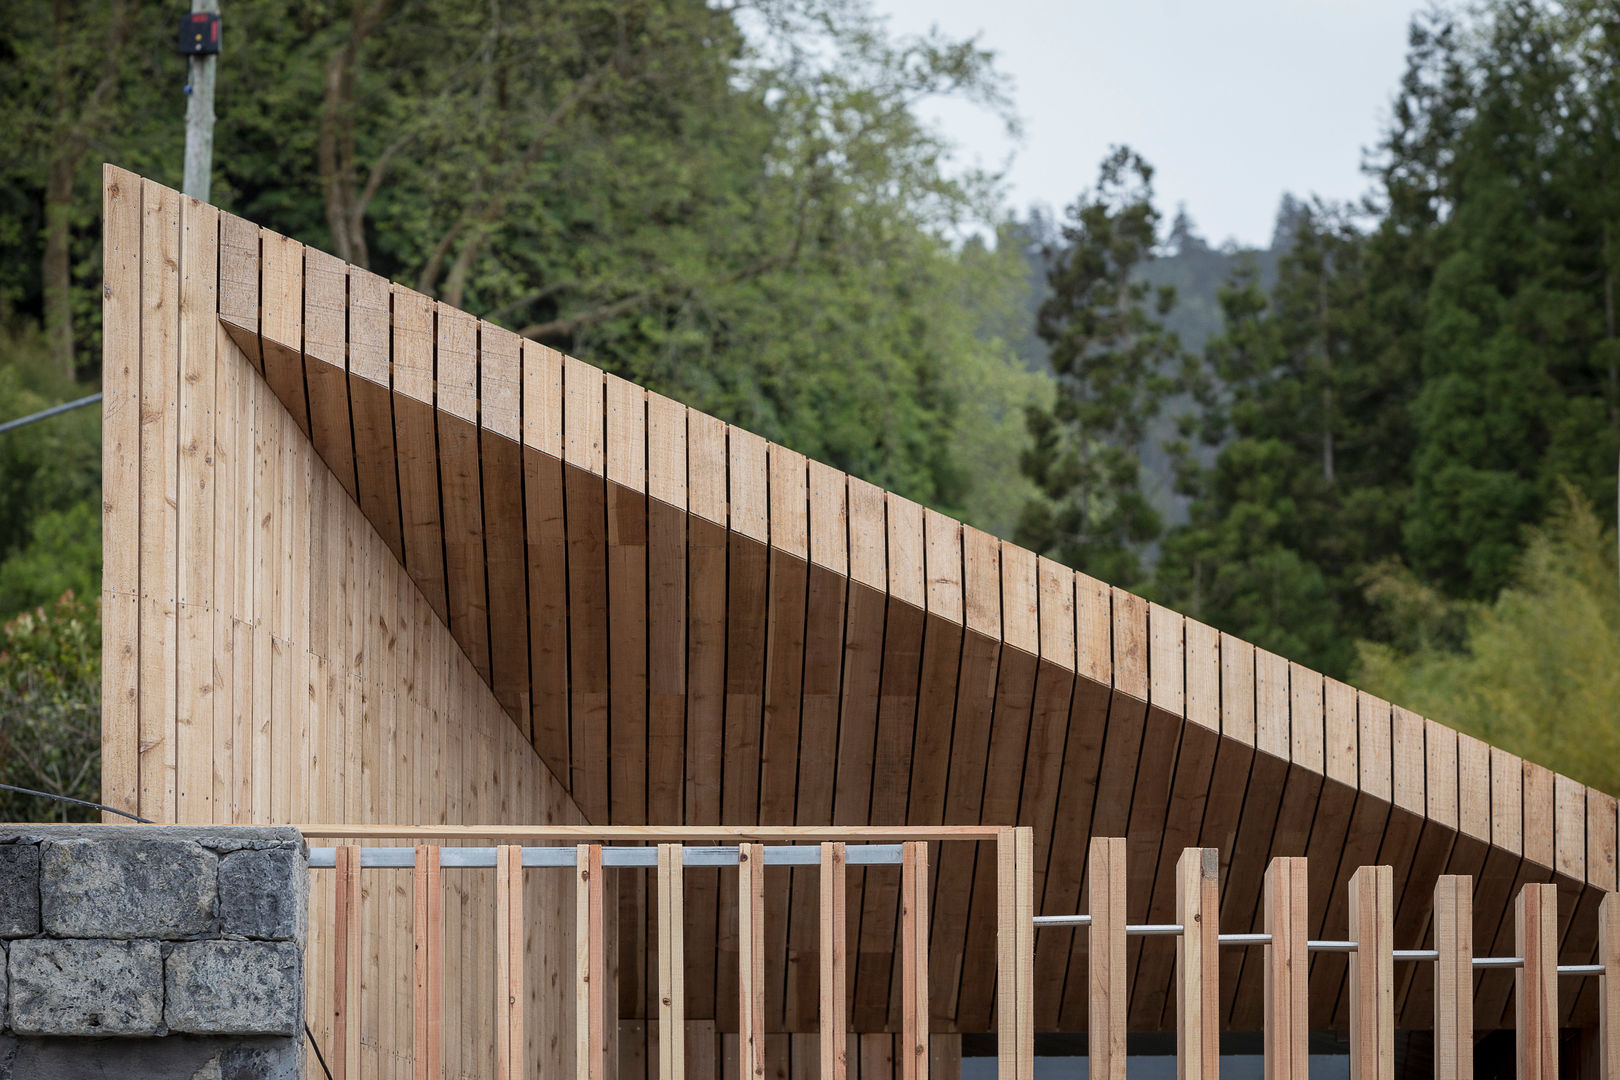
<box><xmin>302</xmin><ymin>825</ymin><xmax>1030</xmax><ymax>1080</ymax></box>
<box><xmin>303</xmin><ymin>828</ymin><xmax>1620</xmax><ymax>1079</ymax></box>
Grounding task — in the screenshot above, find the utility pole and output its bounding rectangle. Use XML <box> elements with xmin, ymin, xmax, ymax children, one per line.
<box><xmin>181</xmin><ymin>0</ymin><xmax>221</xmax><ymax>202</ymax></box>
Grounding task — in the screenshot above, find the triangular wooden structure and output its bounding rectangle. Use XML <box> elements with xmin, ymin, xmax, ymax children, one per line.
<box><xmin>99</xmin><ymin>166</ymin><xmax>1618</xmax><ymax>1067</ymax></box>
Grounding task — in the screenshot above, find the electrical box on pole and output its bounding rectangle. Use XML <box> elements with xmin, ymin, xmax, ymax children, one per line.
<box><xmin>177</xmin><ymin>12</ymin><xmax>221</xmax><ymax>55</ymax></box>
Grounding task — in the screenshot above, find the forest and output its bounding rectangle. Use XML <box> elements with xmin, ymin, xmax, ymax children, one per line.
<box><xmin>0</xmin><ymin>0</ymin><xmax>1616</xmax><ymax>819</ymax></box>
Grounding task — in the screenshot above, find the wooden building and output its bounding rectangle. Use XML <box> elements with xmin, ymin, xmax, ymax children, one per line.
<box><xmin>99</xmin><ymin>165</ymin><xmax>1620</xmax><ymax>1078</ymax></box>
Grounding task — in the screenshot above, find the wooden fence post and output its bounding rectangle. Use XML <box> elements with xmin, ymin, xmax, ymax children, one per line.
<box><xmin>659</xmin><ymin>844</ymin><xmax>686</xmax><ymax>1080</ymax></box>
<box><xmin>1433</xmin><ymin>875</ymin><xmax>1473</xmax><ymax>1080</ymax></box>
<box><xmin>1264</xmin><ymin>857</ymin><xmax>1308</xmax><ymax>1079</ymax></box>
<box><xmin>334</xmin><ymin>844</ymin><xmax>361</xmax><ymax>1080</ymax></box>
<box><xmin>413</xmin><ymin>844</ymin><xmax>443</xmax><ymax>1080</ymax></box>
<box><xmin>1600</xmin><ymin>892</ymin><xmax>1620</xmax><ymax>1080</ymax></box>
<box><xmin>579</xmin><ymin>844</ymin><xmax>607</xmax><ymax>1080</ymax></box>
<box><xmin>1516</xmin><ymin>883</ymin><xmax>1558</xmax><ymax>1080</ymax></box>
<box><xmin>496</xmin><ymin>844</ymin><xmax>524</xmax><ymax>1080</ymax></box>
<box><xmin>996</xmin><ymin>830</ymin><xmax>1016</xmax><ymax>1080</ymax></box>
<box><xmin>821</xmin><ymin>842</ymin><xmax>848</xmax><ymax>1080</ymax></box>
<box><xmin>1089</xmin><ymin>836</ymin><xmax>1127</xmax><ymax>1080</ymax></box>
<box><xmin>902</xmin><ymin>842</ymin><xmax>930</xmax><ymax>1080</ymax></box>
<box><xmin>1348</xmin><ymin>865</ymin><xmax>1393</xmax><ymax>1080</ymax></box>
<box><xmin>739</xmin><ymin>843</ymin><xmax>766</xmax><ymax>1080</ymax></box>
<box><xmin>1175</xmin><ymin>847</ymin><xmax>1220</xmax><ymax>1079</ymax></box>
<box><xmin>1016</xmin><ymin>828</ymin><xmax>1033</xmax><ymax>1080</ymax></box>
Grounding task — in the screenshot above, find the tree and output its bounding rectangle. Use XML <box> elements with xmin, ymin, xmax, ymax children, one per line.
<box><xmin>1356</xmin><ymin>488</ymin><xmax>1620</xmax><ymax>794</ymax></box>
<box><xmin>0</xmin><ymin>592</ymin><xmax>101</xmax><ymax>822</ymax></box>
<box><xmin>1017</xmin><ymin>147</ymin><xmax>1186</xmax><ymax>584</ymax></box>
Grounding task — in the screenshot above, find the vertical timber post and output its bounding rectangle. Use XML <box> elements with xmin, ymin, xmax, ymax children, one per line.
<box><xmin>1089</xmin><ymin>836</ymin><xmax>1127</xmax><ymax>1080</ymax></box>
<box><xmin>1516</xmin><ymin>883</ymin><xmax>1559</xmax><ymax>1080</ymax></box>
<box><xmin>1263</xmin><ymin>857</ymin><xmax>1308</xmax><ymax>1079</ymax></box>
<box><xmin>1176</xmin><ymin>847</ymin><xmax>1220</xmax><ymax>1079</ymax></box>
<box><xmin>1433</xmin><ymin>875</ymin><xmax>1473</xmax><ymax>1080</ymax></box>
<box><xmin>1600</xmin><ymin>892</ymin><xmax>1620</xmax><ymax>1079</ymax></box>
<box><xmin>1348</xmin><ymin>865</ymin><xmax>1394</xmax><ymax>1080</ymax></box>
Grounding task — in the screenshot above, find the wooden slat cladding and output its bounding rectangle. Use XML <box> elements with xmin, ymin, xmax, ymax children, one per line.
<box><xmin>101</xmin><ymin>168</ymin><xmax>585</xmax><ymax>1080</ymax></box>
<box><xmin>102</xmin><ymin>168</ymin><xmax>1618</xmax><ymax>1054</ymax></box>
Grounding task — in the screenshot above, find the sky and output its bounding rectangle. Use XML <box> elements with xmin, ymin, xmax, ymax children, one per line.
<box><xmin>867</xmin><ymin>0</ymin><xmax>1426</xmax><ymax>249</ymax></box>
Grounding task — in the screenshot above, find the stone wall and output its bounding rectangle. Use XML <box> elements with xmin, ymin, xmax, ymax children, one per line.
<box><xmin>0</xmin><ymin>825</ymin><xmax>307</xmax><ymax>1079</ymax></box>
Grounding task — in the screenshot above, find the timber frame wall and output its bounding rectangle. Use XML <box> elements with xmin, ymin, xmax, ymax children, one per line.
<box><xmin>100</xmin><ymin>165</ymin><xmax>1620</xmax><ymax>1069</ymax></box>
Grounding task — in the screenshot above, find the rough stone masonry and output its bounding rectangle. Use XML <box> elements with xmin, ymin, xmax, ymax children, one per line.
<box><xmin>0</xmin><ymin>824</ymin><xmax>307</xmax><ymax>1079</ymax></box>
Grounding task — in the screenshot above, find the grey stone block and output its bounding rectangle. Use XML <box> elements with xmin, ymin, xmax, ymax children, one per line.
<box><xmin>165</xmin><ymin>941</ymin><xmax>302</xmax><ymax>1036</ymax></box>
<box><xmin>0</xmin><ymin>1034</ymin><xmax>302</xmax><ymax>1079</ymax></box>
<box><xmin>2</xmin><ymin>942</ymin><xmax>8</xmax><ymax>1026</ymax></box>
<box><xmin>0</xmin><ymin>845</ymin><xmax>40</xmax><ymax>937</ymax></box>
<box><xmin>40</xmin><ymin>838</ymin><xmax>217</xmax><ymax>939</ymax></box>
<box><xmin>7</xmin><ymin>939</ymin><xmax>163</xmax><ymax>1036</ymax></box>
<box><xmin>218</xmin><ymin>848</ymin><xmax>306</xmax><ymax>940</ymax></box>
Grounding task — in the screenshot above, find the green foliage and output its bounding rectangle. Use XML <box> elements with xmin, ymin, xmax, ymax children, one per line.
<box><xmin>1152</xmin><ymin>204</ymin><xmax>1408</xmax><ymax>675</ymax></box>
<box><xmin>0</xmin><ymin>591</ymin><xmax>101</xmax><ymax>822</ymax></box>
<box><xmin>0</xmin><ymin>322</ymin><xmax>102</xmax><ymax>617</ymax></box>
<box><xmin>1018</xmin><ymin>147</ymin><xmax>1189</xmax><ymax>584</ymax></box>
<box><xmin>0</xmin><ymin>0</ymin><xmax>1030</xmax><ymax>522</ymax></box>
<box><xmin>1355</xmin><ymin>489</ymin><xmax>1620</xmax><ymax>794</ymax></box>
<box><xmin>1145</xmin><ymin>1</ymin><xmax>1620</xmax><ymax>678</ymax></box>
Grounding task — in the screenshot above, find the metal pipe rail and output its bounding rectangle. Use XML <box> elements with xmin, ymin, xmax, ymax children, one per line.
<box><xmin>1033</xmin><ymin>915</ymin><xmax>1607</xmax><ymax>974</ymax></box>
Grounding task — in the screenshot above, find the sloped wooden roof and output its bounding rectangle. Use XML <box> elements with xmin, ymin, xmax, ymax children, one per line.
<box><xmin>199</xmin><ymin>180</ymin><xmax>1614</xmax><ymax>1036</ymax></box>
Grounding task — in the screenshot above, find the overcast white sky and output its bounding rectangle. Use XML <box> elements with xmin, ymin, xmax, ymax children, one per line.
<box><xmin>868</xmin><ymin>0</ymin><xmax>1426</xmax><ymax>248</ymax></box>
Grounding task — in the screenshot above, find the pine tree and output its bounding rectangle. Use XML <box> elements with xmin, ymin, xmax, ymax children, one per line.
<box><xmin>1016</xmin><ymin>147</ymin><xmax>1186</xmax><ymax>584</ymax></box>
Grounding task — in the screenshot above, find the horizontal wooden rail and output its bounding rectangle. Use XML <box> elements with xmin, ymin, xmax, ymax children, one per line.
<box><xmin>297</xmin><ymin>824</ymin><xmax>1007</xmax><ymax>841</ymax></box>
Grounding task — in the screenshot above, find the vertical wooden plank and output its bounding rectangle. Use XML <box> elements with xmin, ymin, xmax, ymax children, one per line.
<box><xmin>258</xmin><ymin>229</ymin><xmax>309</xmax><ymax>435</ymax></box>
<box><xmin>302</xmin><ymin>247</ymin><xmax>357</xmax><ymax>498</ymax></box>
<box><xmin>901</xmin><ymin>843</ymin><xmax>929</xmax><ymax>1080</ymax></box>
<box><xmin>415</xmin><ymin>846</ymin><xmax>443</xmax><ymax>1080</ymax></box>
<box><xmin>660</xmin><ymin>845</ymin><xmax>687</xmax><ymax>1080</ymax></box>
<box><xmin>1557</xmin><ymin>774</ymin><xmax>1587</xmax><ymax>883</ymax></box>
<box><xmin>580</xmin><ymin>844</ymin><xmax>607</xmax><ymax>1080</ymax></box>
<box><xmin>347</xmin><ymin>265</ymin><xmax>404</xmax><ymax>563</ymax></box>
<box><xmin>497</xmin><ymin>845</ymin><xmax>524</xmax><ymax>1080</ymax></box>
<box><xmin>1175</xmin><ymin>848</ymin><xmax>1219</xmax><ymax>1080</ymax></box>
<box><xmin>1088</xmin><ymin>836</ymin><xmax>1127</xmax><ymax>1080</ymax></box>
<box><xmin>739</xmin><ymin>843</ymin><xmax>766</xmax><ymax>1080</ymax></box>
<box><xmin>1348</xmin><ymin>864</ymin><xmax>1393</xmax><ymax>1080</ymax></box>
<box><xmin>1015</xmin><ymin>828</ymin><xmax>1034</xmax><ymax>1080</ymax></box>
<box><xmin>996</xmin><ymin>829</ymin><xmax>1018</xmax><ymax>1080</ymax></box>
<box><xmin>565</xmin><ymin>358</ymin><xmax>611</xmax><ymax>823</ymax></box>
<box><xmin>217</xmin><ymin>209</ymin><xmax>261</xmax><ymax>367</ymax></box>
<box><xmin>606</xmin><ymin>372</ymin><xmax>649</xmax><ymax>829</ymax></box>
<box><xmin>391</xmin><ymin>286</ymin><xmax>449</xmax><ymax>621</ymax></box>
<box><xmin>647</xmin><ymin>392</ymin><xmax>689</xmax><ymax>828</ymax></box>
<box><xmin>137</xmin><ymin>179</ymin><xmax>181</xmax><ymax>824</ymax></box>
<box><xmin>335</xmin><ymin>845</ymin><xmax>362</xmax><ymax>1080</ymax></box>
<box><xmin>522</xmin><ymin>341</ymin><xmax>570</xmax><ymax>777</ymax></box>
<box><xmin>1599</xmin><ymin>892</ymin><xmax>1620</xmax><ymax>1079</ymax></box>
<box><xmin>480</xmin><ymin>323</ymin><xmax>532</xmax><ymax>723</ymax></box>
<box><xmin>1263</xmin><ymin>857</ymin><xmax>1308</xmax><ymax>1079</ymax></box>
<box><xmin>821</xmin><ymin>843</ymin><xmax>848</xmax><ymax>1080</ymax></box>
<box><xmin>436</xmin><ymin>306</ymin><xmax>491</xmax><ymax>684</ymax></box>
<box><xmin>1516</xmin><ymin>883</ymin><xmax>1559</xmax><ymax>1080</ymax></box>
<box><xmin>1433</xmin><ymin>874</ymin><xmax>1473</xmax><ymax>1080</ymax></box>
<box><xmin>100</xmin><ymin>167</ymin><xmax>143</xmax><ymax>820</ymax></box>
<box><xmin>1589</xmin><ymin>791</ymin><xmax>1618</xmax><ymax>894</ymax></box>
<box><xmin>175</xmin><ymin>195</ymin><xmax>218</xmax><ymax>825</ymax></box>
